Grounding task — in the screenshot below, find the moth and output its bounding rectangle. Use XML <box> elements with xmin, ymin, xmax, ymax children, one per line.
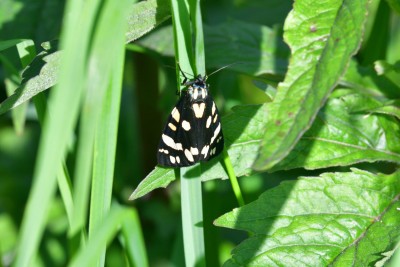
<box><xmin>157</xmin><ymin>68</ymin><xmax>224</xmax><ymax>167</ymax></box>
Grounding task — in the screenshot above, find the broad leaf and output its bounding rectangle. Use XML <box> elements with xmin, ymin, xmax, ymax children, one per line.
<box><xmin>0</xmin><ymin>48</ymin><xmax>60</xmax><ymax>115</ymax></box>
<box><xmin>253</xmin><ymin>0</ymin><xmax>370</xmax><ymax>170</ymax></box>
<box><xmin>125</xmin><ymin>0</ymin><xmax>171</xmax><ymax>43</ymax></box>
<box><xmin>129</xmin><ymin>167</ymin><xmax>176</xmax><ymax>200</ymax></box>
<box><xmin>215</xmin><ymin>169</ymin><xmax>400</xmax><ymax>266</ymax></box>
<box><xmin>137</xmin><ymin>21</ymin><xmax>290</xmax><ymax>78</ymax></box>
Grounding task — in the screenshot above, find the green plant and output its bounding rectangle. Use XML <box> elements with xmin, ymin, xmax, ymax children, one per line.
<box><xmin>1</xmin><ymin>0</ymin><xmax>400</xmax><ymax>266</ymax></box>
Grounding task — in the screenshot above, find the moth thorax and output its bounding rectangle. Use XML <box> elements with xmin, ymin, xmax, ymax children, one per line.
<box><xmin>188</xmin><ymin>85</ymin><xmax>208</xmax><ymax>101</ymax></box>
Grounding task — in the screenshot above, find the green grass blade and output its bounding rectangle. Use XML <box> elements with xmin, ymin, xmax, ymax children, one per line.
<box><xmin>69</xmin><ymin>205</ymin><xmax>131</xmax><ymax>267</ymax></box>
<box><xmin>170</xmin><ymin>0</ymin><xmax>193</xmax><ymax>79</ymax></box>
<box><xmin>189</xmin><ymin>0</ymin><xmax>205</xmax><ymax>75</ymax></box>
<box><xmin>14</xmin><ymin>1</ymin><xmax>94</xmax><ymax>267</ymax></box>
<box><xmin>13</xmin><ymin>0</ymin><xmax>102</xmax><ymax>265</ymax></box>
<box><xmin>170</xmin><ymin>0</ymin><xmax>206</xmax><ymax>265</ymax></box>
<box><xmin>120</xmin><ymin>207</ymin><xmax>149</xmax><ymax>267</ymax></box>
<box><xmin>70</xmin><ymin>0</ymin><xmax>130</xmax><ymax>237</ymax></box>
<box><xmin>87</xmin><ymin>0</ymin><xmax>130</xmax><ymax>264</ymax></box>
<box><xmin>181</xmin><ymin>166</ymin><xmax>206</xmax><ymax>267</ymax></box>
<box><xmin>32</xmin><ymin>92</ymin><xmax>74</xmax><ymax>224</ymax></box>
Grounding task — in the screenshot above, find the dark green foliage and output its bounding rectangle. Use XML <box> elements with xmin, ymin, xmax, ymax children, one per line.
<box><xmin>1</xmin><ymin>0</ymin><xmax>400</xmax><ymax>266</ymax></box>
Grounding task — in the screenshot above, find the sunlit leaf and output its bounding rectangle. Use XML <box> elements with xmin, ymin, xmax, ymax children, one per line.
<box><xmin>215</xmin><ymin>169</ymin><xmax>400</xmax><ymax>266</ymax></box>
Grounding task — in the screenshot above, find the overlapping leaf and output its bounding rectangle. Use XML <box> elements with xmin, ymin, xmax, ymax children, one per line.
<box><xmin>253</xmin><ymin>0</ymin><xmax>370</xmax><ymax>170</ymax></box>
<box><xmin>215</xmin><ymin>169</ymin><xmax>400</xmax><ymax>266</ymax></box>
<box><xmin>0</xmin><ymin>47</ymin><xmax>60</xmax><ymax>115</ymax></box>
<box><xmin>125</xmin><ymin>0</ymin><xmax>171</xmax><ymax>43</ymax></box>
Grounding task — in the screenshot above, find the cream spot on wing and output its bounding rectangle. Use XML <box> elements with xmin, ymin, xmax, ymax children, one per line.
<box><xmin>193</xmin><ymin>89</ymin><xmax>198</xmax><ymax>99</ymax></box>
<box><xmin>201</xmin><ymin>89</ymin><xmax>206</xmax><ymax>99</ymax></box>
<box><xmin>184</xmin><ymin>149</ymin><xmax>194</xmax><ymax>162</ymax></box>
<box><xmin>206</xmin><ymin>116</ymin><xmax>212</xmax><ymax>128</ymax></box>
<box><xmin>172</xmin><ymin>107</ymin><xmax>180</xmax><ymax>122</ymax></box>
<box><xmin>162</xmin><ymin>134</ymin><xmax>183</xmax><ymax>150</ymax></box>
<box><xmin>175</xmin><ymin>143</ymin><xmax>183</xmax><ymax>150</ymax></box>
<box><xmin>176</xmin><ymin>156</ymin><xmax>180</xmax><ymax>164</ymax></box>
<box><xmin>212</xmin><ymin>102</ymin><xmax>216</xmax><ymax>115</ymax></box>
<box><xmin>159</xmin><ymin>149</ymin><xmax>170</xmax><ymax>154</ymax></box>
<box><xmin>168</xmin><ymin>123</ymin><xmax>177</xmax><ymax>131</ymax></box>
<box><xmin>170</xmin><ymin>156</ymin><xmax>176</xmax><ymax>164</ymax></box>
<box><xmin>191</xmin><ymin>147</ymin><xmax>199</xmax><ymax>155</ymax></box>
<box><xmin>213</xmin><ymin>114</ymin><xmax>218</xmax><ymax>123</ymax></box>
<box><xmin>193</xmin><ymin>103</ymin><xmax>206</xmax><ymax>118</ymax></box>
<box><xmin>210</xmin><ymin>123</ymin><xmax>221</xmax><ymax>144</ymax></box>
<box><xmin>182</xmin><ymin>120</ymin><xmax>191</xmax><ymax>131</ymax></box>
<box><xmin>201</xmin><ymin>145</ymin><xmax>209</xmax><ymax>158</ymax></box>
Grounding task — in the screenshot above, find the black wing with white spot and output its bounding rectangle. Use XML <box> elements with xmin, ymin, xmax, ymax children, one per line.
<box><xmin>157</xmin><ymin>86</ymin><xmax>224</xmax><ymax>167</ymax></box>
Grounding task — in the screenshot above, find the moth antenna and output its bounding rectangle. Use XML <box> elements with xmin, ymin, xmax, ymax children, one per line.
<box><xmin>207</xmin><ymin>62</ymin><xmax>243</xmax><ymax>79</ymax></box>
<box><xmin>176</xmin><ymin>62</ymin><xmax>194</xmax><ymax>81</ymax></box>
<box><xmin>163</xmin><ymin>63</ymin><xmax>194</xmax><ymax>81</ymax></box>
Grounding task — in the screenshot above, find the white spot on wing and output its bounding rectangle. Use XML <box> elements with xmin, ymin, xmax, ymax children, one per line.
<box><xmin>172</xmin><ymin>107</ymin><xmax>180</xmax><ymax>122</ymax></box>
<box><xmin>212</xmin><ymin>102</ymin><xmax>216</xmax><ymax>115</ymax></box>
<box><xmin>193</xmin><ymin>89</ymin><xmax>198</xmax><ymax>99</ymax></box>
<box><xmin>191</xmin><ymin>147</ymin><xmax>199</xmax><ymax>155</ymax></box>
<box><xmin>213</xmin><ymin>114</ymin><xmax>218</xmax><ymax>123</ymax></box>
<box><xmin>168</xmin><ymin>123</ymin><xmax>177</xmax><ymax>131</ymax></box>
<box><xmin>159</xmin><ymin>149</ymin><xmax>170</xmax><ymax>154</ymax></box>
<box><xmin>210</xmin><ymin>123</ymin><xmax>221</xmax><ymax>144</ymax></box>
<box><xmin>193</xmin><ymin>103</ymin><xmax>206</xmax><ymax>118</ymax></box>
<box><xmin>170</xmin><ymin>156</ymin><xmax>176</xmax><ymax>164</ymax></box>
<box><xmin>184</xmin><ymin>149</ymin><xmax>194</xmax><ymax>162</ymax></box>
<box><xmin>201</xmin><ymin>145</ymin><xmax>209</xmax><ymax>158</ymax></box>
<box><xmin>176</xmin><ymin>156</ymin><xmax>180</xmax><ymax>164</ymax></box>
<box><xmin>162</xmin><ymin>134</ymin><xmax>183</xmax><ymax>150</ymax></box>
<box><xmin>206</xmin><ymin>116</ymin><xmax>212</xmax><ymax>128</ymax></box>
<box><xmin>182</xmin><ymin>120</ymin><xmax>191</xmax><ymax>131</ymax></box>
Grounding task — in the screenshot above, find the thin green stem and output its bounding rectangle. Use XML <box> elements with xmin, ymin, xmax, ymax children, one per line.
<box><xmin>223</xmin><ymin>149</ymin><xmax>245</xmax><ymax>207</ymax></box>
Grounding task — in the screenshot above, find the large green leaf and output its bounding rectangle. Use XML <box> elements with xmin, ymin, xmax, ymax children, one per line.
<box><xmin>125</xmin><ymin>0</ymin><xmax>171</xmax><ymax>43</ymax></box>
<box><xmin>253</xmin><ymin>0</ymin><xmax>370</xmax><ymax>170</ymax></box>
<box><xmin>130</xmin><ymin>91</ymin><xmax>400</xmax><ymax>200</ymax></box>
<box><xmin>136</xmin><ymin>20</ymin><xmax>290</xmax><ymax>78</ymax></box>
<box><xmin>215</xmin><ymin>169</ymin><xmax>400</xmax><ymax>266</ymax></box>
